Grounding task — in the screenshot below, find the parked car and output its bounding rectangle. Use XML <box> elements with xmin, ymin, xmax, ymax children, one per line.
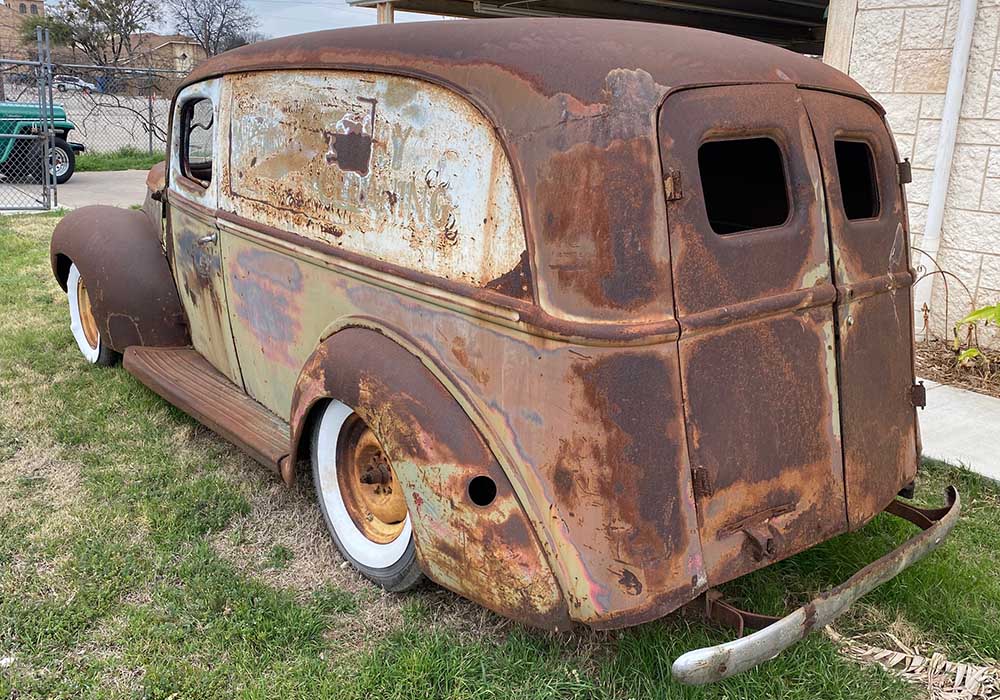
<box><xmin>49</xmin><ymin>19</ymin><xmax>959</xmax><ymax>684</ymax></box>
<box><xmin>53</xmin><ymin>74</ymin><xmax>99</xmax><ymax>93</ymax></box>
<box><xmin>0</xmin><ymin>101</ymin><xmax>84</xmax><ymax>184</ymax></box>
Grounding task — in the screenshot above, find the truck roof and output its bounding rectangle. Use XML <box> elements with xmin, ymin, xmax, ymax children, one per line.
<box><xmin>183</xmin><ymin>18</ymin><xmax>866</xmax><ymax>104</ymax></box>
<box><xmin>180</xmin><ymin>18</ymin><xmax>876</xmax><ymax>329</ymax></box>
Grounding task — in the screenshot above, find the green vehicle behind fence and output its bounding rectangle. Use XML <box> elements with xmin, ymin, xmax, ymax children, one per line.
<box><xmin>0</xmin><ymin>101</ymin><xmax>85</xmax><ymax>184</ymax></box>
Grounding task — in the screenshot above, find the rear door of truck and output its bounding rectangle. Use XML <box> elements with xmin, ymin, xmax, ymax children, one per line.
<box><xmin>658</xmin><ymin>84</ymin><xmax>848</xmax><ymax>587</ymax></box>
<box><xmin>800</xmin><ymin>90</ymin><xmax>919</xmax><ymax>529</ymax></box>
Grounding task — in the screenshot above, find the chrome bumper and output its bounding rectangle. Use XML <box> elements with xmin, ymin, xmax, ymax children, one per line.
<box><xmin>672</xmin><ymin>487</ymin><xmax>960</xmax><ymax>685</ymax></box>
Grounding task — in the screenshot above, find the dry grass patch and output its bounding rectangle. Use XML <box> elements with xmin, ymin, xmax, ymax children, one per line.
<box><xmin>7</xmin><ymin>213</ymin><xmax>61</xmax><ymax>242</ymax></box>
<box><xmin>0</xmin><ymin>444</ymin><xmax>83</xmax><ymax>531</ymax></box>
<box><xmin>208</xmin><ymin>450</ymin><xmax>529</xmax><ymax>655</ymax></box>
<box><xmin>210</xmin><ymin>466</ymin><xmax>349</xmax><ymax>596</ymax></box>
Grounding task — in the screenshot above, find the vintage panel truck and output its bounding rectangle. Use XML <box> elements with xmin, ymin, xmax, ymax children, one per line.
<box><xmin>50</xmin><ymin>19</ymin><xmax>958</xmax><ymax>684</ymax></box>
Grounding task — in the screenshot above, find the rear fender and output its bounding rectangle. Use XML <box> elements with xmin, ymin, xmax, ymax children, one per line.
<box><xmin>288</xmin><ymin>325</ymin><xmax>571</xmax><ymax>630</ymax></box>
<box><xmin>50</xmin><ymin>205</ymin><xmax>189</xmax><ymax>351</ymax></box>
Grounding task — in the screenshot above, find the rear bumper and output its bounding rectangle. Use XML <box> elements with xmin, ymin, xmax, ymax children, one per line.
<box><xmin>69</xmin><ymin>142</ymin><xmax>85</xmax><ymax>154</ymax></box>
<box><xmin>672</xmin><ymin>487</ymin><xmax>960</xmax><ymax>685</ymax></box>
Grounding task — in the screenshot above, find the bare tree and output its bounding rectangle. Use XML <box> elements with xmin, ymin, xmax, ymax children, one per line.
<box><xmin>221</xmin><ymin>29</ymin><xmax>268</xmax><ymax>52</ymax></box>
<box><xmin>38</xmin><ymin>0</ymin><xmax>158</xmax><ymax>65</ymax></box>
<box><xmin>168</xmin><ymin>0</ymin><xmax>259</xmax><ymax>57</ymax></box>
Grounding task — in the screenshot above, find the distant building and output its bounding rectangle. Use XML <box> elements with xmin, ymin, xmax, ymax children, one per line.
<box><xmin>127</xmin><ymin>33</ymin><xmax>207</xmax><ymax>72</ymax></box>
<box><xmin>0</xmin><ymin>0</ymin><xmax>43</xmax><ymax>59</ymax></box>
<box><xmin>5</xmin><ymin>0</ymin><xmax>43</xmax><ymax>19</ymax></box>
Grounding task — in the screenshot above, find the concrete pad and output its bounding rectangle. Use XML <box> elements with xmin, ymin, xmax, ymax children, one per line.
<box><xmin>918</xmin><ymin>376</ymin><xmax>1000</xmax><ymax>481</ymax></box>
<box><xmin>56</xmin><ymin>169</ymin><xmax>148</xmax><ymax>209</ymax></box>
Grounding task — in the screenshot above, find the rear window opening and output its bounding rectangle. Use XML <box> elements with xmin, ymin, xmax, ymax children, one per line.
<box><xmin>835</xmin><ymin>140</ymin><xmax>880</xmax><ymax>220</ymax></box>
<box><xmin>698</xmin><ymin>137</ymin><xmax>790</xmax><ymax>235</ymax></box>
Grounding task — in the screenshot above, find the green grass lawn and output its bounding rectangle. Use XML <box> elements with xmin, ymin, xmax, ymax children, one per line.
<box><xmin>2</xmin><ymin>212</ymin><xmax>999</xmax><ymax>699</ymax></box>
<box><xmin>75</xmin><ymin>147</ymin><xmax>164</xmax><ymax>173</ymax></box>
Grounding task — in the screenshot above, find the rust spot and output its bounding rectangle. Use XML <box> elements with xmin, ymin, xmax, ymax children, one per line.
<box><xmin>324</xmin><ymin>122</ymin><xmax>374</xmax><ymax>175</ymax></box>
<box><xmin>616</xmin><ymin>568</ymin><xmax>643</xmax><ymax>596</ymax></box>
<box><xmin>321</xmin><ymin>223</ymin><xmax>345</xmax><ymax>238</ymax></box>
<box><xmin>323</xmin><ymin>97</ymin><xmax>377</xmax><ymax>175</ymax></box>
<box><xmin>484</xmin><ymin>250</ymin><xmax>532</xmax><ymax>300</ymax></box>
<box><xmin>450</xmin><ymin>336</ymin><xmax>490</xmax><ymax>385</ymax></box>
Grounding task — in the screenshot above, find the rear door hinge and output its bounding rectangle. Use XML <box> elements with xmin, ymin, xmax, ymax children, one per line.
<box><xmin>664</xmin><ymin>170</ymin><xmax>683</xmax><ymax>201</ymax></box>
<box><xmin>911</xmin><ymin>380</ymin><xmax>926</xmax><ymax>409</ymax></box>
<box><xmin>692</xmin><ymin>465</ymin><xmax>712</xmax><ymax>498</ymax></box>
<box><xmin>898</xmin><ymin>158</ymin><xmax>912</xmax><ymax>185</ymax></box>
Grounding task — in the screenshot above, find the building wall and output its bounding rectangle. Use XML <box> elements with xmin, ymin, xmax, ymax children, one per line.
<box><xmin>0</xmin><ymin>0</ymin><xmax>42</xmax><ymax>59</ymax></box>
<box><xmin>832</xmin><ymin>0</ymin><xmax>1000</xmax><ymax>344</ymax></box>
<box><xmin>4</xmin><ymin>0</ymin><xmax>44</xmax><ymax>20</ymax></box>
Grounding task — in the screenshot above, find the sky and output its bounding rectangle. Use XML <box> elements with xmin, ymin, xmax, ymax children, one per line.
<box><xmin>242</xmin><ymin>0</ymin><xmax>445</xmax><ymax>38</ymax></box>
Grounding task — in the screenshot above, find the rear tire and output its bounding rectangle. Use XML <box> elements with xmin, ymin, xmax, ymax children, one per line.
<box><xmin>51</xmin><ymin>137</ymin><xmax>75</xmax><ymax>185</ymax></box>
<box><xmin>66</xmin><ymin>263</ymin><xmax>119</xmax><ymax>367</ymax></box>
<box><xmin>311</xmin><ymin>399</ymin><xmax>423</xmax><ymax>592</ymax></box>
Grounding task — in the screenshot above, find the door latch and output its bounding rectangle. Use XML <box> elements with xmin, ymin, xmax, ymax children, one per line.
<box><xmin>742</xmin><ymin>522</ymin><xmax>780</xmax><ymax>562</ymax></box>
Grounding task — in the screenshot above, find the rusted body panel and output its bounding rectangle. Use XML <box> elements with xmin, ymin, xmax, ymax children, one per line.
<box><xmin>50</xmin><ymin>19</ymin><xmax>946</xmax><ymax>655</ymax></box>
<box><xmin>171</xmin><ymin>202</ymin><xmax>243</xmax><ymax>386</ymax></box>
<box><xmin>221</xmin><ymin>71</ymin><xmax>526</xmax><ymax>290</ymax></box>
<box><xmin>289</xmin><ymin>327</ymin><xmax>569</xmax><ymax>629</ymax></box>
<box><xmin>800</xmin><ymin>90</ymin><xmax>919</xmax><ymax>528</ymax></box>
<box><xmin>50</xmin><ymin>205</ymin><xmax>189</xmax><ymax>350</ymax></box>
<box><xmin>658</xmin><ymin>85</ymin><xmax>848</xmax><ymax>586</ymax></box>
<box><xmin>218</xmin><ymin>223</ymin><xmax>704</xmax><ymax>626</ymax></box>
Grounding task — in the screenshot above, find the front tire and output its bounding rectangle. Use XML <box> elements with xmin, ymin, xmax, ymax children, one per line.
<box><xmin>66</xmin><ymin>263</ymin><xmax>119</xmax><ymax>366</ymax></box>
<box><xmin>311</xmin><ymin>399</ymin><xmax>422</xmax><ymax>591</ymax></box>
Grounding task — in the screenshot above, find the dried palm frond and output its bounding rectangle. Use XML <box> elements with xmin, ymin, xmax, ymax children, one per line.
<box><xmin>826</xmin><ymin>628</ymin><xmax>1000</xmax><ymax>699</ymax></box>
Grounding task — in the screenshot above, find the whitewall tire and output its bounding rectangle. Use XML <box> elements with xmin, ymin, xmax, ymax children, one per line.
<box><xmin>67</xmin><ymin>263</ymin><xmax>118</xmax><ymax>366</ymax></box>
<box><xmin>311</xmin><ymin>399</ymin><xmax>422</xmax><ymax>591</ymax></box>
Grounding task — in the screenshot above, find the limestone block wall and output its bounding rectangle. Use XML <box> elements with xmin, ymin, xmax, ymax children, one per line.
<box><xmin>840</xmin><ymin>0</ymin><xmax>1000</xmax><ymax>344</ymax></box>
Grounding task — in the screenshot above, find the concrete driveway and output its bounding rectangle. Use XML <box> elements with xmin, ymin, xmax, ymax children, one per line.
<box><xmin>56</xmin><ymin>169</ymin><xmax>149</xmax><ymax>209</ymax></box>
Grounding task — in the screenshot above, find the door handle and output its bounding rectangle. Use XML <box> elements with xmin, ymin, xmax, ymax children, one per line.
<box><xmin>197</xmin><ymin>232</ymin><xmax>218</xmax><ymax>246</ymax></box>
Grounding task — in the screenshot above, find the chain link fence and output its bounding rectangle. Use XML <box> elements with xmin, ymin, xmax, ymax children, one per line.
<box><xmin>0</xmin><ymin>28</ymin><xmax>57</xmax><ymax>210</ymax></box>
<box><xmin>2</xmin><ymin>63</ymin><xmax>182</xmax><ymax>156</ymax></box>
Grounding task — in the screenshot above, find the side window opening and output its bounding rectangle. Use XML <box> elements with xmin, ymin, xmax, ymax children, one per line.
<box><xmin>834</xmin><ymin>139</ymin><xmax>880</xmax><ymax>220</ymax></box>
<box><xmin>181</xmin><ymin>97</ymin><xmax>214</xmax><ymax>188</ymax></box>
<box><xmin>698</xmin><ymin>137</ymin><xmax>791</xmax><ymax>235</ymax></box>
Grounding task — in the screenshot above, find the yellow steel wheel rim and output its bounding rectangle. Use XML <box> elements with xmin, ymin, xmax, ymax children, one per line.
<box><xmin>336</xmin><ymin>415</ymin><xmax>408</xmax><ymax>545</ymax></box>
<box><xmin>76</xmin><ymin>275</ymin><xmax>99</xmax><ymax>349</ymax></box>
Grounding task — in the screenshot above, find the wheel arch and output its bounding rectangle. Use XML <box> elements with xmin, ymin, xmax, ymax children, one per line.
<box><xmin>50</xmin><ymin>205</ymin><xmax>190</xmax><ymax>351</ymax></box>
<box><xmin>288</xmin><ymin>319</ymin><xmax>571</xmax><ymax>630</ymax></box>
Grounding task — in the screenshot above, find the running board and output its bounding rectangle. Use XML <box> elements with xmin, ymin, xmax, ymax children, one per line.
<box><xmin>123</xmin><ymin>346</ymin><xmax>291</xmax><ymax>476</ymax></box>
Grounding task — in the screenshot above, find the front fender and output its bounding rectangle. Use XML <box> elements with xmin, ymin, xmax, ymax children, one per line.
<box><xmin>288</xmin><ymin>326</ymin><xmax>571</xmax><ymax>630</ymax></box>
<box><xmin>51</xmin><ymin>205</ymin><xmax>189</xmax><ymax>351</ymax></box>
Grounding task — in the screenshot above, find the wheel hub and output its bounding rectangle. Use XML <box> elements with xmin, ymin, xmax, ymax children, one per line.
<box><xmin>51</xmin><ymin>147</ymin><xmax>69</xmax><ymax>178</ymax></box>
<box><xmin>336</xmin><ymin>415</ymin><xmax>408</xmax><ymax>544</ymax></box>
